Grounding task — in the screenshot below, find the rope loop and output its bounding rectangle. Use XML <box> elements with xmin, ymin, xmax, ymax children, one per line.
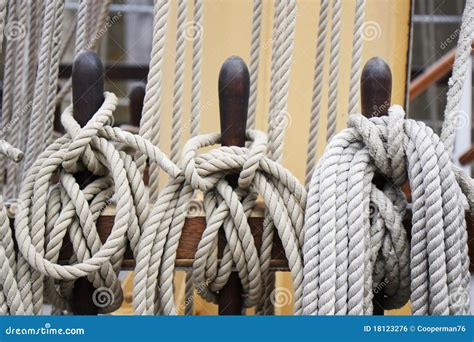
<box><xmin>303</xmin><ymin>105</ymin><xmax>470</xmax><ymax>315</ymax></box>
<box><xmin>61</xmin><ymin>91</ymin><xmax>116</xmax><ymax>174</ymax></box>
<box><xmin>181</xmin><ymin>129</ymin><xmax>268</xmax><ymax>192</ymax></box>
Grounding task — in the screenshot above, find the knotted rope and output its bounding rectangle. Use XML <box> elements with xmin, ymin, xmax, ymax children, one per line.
<box><xmin>302</xmin><ymin>0</ymin><xmax>473</xmax><ymax>315</ymax></box>
<box><xmin>303</xmin><ymin>106</ymin><xmax>470</xmax><ymax>315</ymax></box>
<box><xmin>1</xmin><ymin>92</ymin><xmax>306</xmax><ymax>316</ymax></box>
<box><xmin>133</xmin><ymin>129</ymin><xmax>306</xmax><ymax>315</ymax></box>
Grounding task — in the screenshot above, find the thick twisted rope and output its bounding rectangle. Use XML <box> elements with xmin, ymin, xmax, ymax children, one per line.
<box><xmin>247</xmin><ymin>0</ymin><xmax>263</xmax><ymax>131</ymax></box>
<box><xmin>0</xmin><ymin>89</ymin><xmax>306</xmax><ymax>315</ymax></box>
<box><xmin>6</xmin><ymin>93</ymin><xmax>180</xmax><ymax>314</ymax></box>
<box><xmin>325</xmin><ymin>0</ymin><xmax>342</xmax><ymax>141</ymax></box>
<box><xmin>190</xmin><ymin>0</ymin><xmax>203</xmax><ymax>139</ymax></box>
<box><xmin>137</xmin><ymin>0</ymin><xmax>170</xmax><ymax>202</ymax></box>
<box><xmin>170</xmin><ymin>0</ymin><xmax>187</xmax><ymax>164</ymax></box>
<box><xmin>347</xmin><ymin>0</ymin><xmax>365</xmax><ymax>114</ymax></box>
<box><xmin>55</xmin><ymin>0</ymin><xmax>112</xmax><ymax>105</ymax></box>
<box><xmin>305</xmin><ymin>0</ymin><xmax>330</xmax><ymax>187</ymax></box>
<box><xmin>303</xmin><ymin>106</ymin><xmax>470</xmax><ymax>315</ymax></box>
<box><xmin>268</xmin><ymin>0</ymin><xmax>297</xmax><ymax>163</ymax></box>
<box><xmin>440</xmin><ymin>0</ymin><xmax>474</xmax><ymax>155</ymax></box>
<box><xmin>133</xmin><ymin>129</ymin><xmax>306</xmax><ymax>315</ymax></box>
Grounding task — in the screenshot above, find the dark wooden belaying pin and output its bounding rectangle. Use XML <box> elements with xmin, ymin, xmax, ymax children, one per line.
<box><xmin>360</xmin><ymin>56</ymin><xmax>392</xmax><ymax>316</ymax></box>
<box><xmin>71</xmin><ymin>50</ymin><xmax>106</xmax><ymax>315</ymax></box>
<box><xmin>217</xmin><ymin>56</ymin><xmax>250</xmax><ymax>315</ymax></box>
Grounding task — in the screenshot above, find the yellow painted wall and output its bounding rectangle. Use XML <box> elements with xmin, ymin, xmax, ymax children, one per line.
<box><xmin>157</xmin><ymin>0</ymin><xmax>411</xmax><ymax>184</ymax></box>
<box><xmin>120</xmin><ymin>0</ymin><xmax>413</xmax><ymax>316</ymax></box>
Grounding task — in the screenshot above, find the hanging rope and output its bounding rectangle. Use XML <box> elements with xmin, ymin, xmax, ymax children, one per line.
<box><xmin>440</xmin><ymin>0</ymin><xmax>474</xmax><ymax>155</ymax></box>
<box><xmin>325</xmin><ymin>0</ymin><xmax>342</xmax><ymax>141</ymax></box>
<box><xmin>0</xmin><ymin>0</ymin><xmax>471</xmax><ymax>318</ymax></box>
<box><xmin>347</xmin><ymin>0</ymin><xmax>365</xmax><ymax>114</ymax></box>
<box><xmin>137</xmin><ymin>0</ymin><xmax>170</xmax><ymax>202</ymax></box>
<box><xmin>190</xmin><ymin>0</ymin><xmax>203</xmax><ymax>139</ymax></box>
<box><xmin>170</xmin><ymin>0</ymin><xmax>188</xmax><ymax>164</ymax></box>
<box><xmin>22</xmin><ymin>0</ymin><xmax>64</xmax><ymax>187</ymax></box>
<box><xmin>247</xmin><ymin>0</ymin><xmax>263</xmax><ymax>131</ymax></box>
<box><xmin>267</xmin><ymin>0</ymin><xmax>297</xmax><ymax>163</ymax></box>
<box><xmin>55</xmin><ymin>0</ymin><xmax>112</xmax><ymax>105</ymax></box>
<box><xmin>305</xmin><ymin>0</ymin><xmax>330</xmax><ymax>187</ymax></box>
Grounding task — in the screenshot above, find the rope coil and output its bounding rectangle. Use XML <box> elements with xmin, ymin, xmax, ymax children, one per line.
<box><xmin>303</xmin><ymin>106</ymin><xmax>470</xmax><ymax>315</ymax></box>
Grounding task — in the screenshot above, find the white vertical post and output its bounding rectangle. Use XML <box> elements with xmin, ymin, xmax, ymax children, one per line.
<box><xmin>453</xmin><ymin>55</ymin><xmax>472</xmax><ymax>175</ymax></box>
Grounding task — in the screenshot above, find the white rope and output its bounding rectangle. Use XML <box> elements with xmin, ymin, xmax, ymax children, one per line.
<box><xmin>440</xmin><ymin>0</ymin><xmax>474</xmax><ymax>155</ymax></box>
<box><xmin>305</xmin><ymin>0</ymin><xmax>330</xmax><ymax>187</ymax></box>
<box><xmin>22</xmin><ymin>0</ymin><xmax>64</xmax><ymax>187</ymax></box>
<box><xmin>347</xmin><ymin>0</ymin><xmax>365</xmax><ymax>114</ymax></box>
<box><xmin>303</xmin><ymin>106</ymin><xmax>470</xmax><ymax>315</ymax></box>
<box><xmin>170</xmin><ymin>0</ymin><xmax>187</xmax><ymax>164</ymax></box>
<box><xmin>302</xmin><ymin>0</ymin><xmax>474</xmax><ymax>315</ymax></box>
<box><xmin>267</xmin><ymin>0</ymin><xmax>297</xmax><ymax>163</ymax></box>
<box><xmin>247</xmin><ymin>0</ymin><xmax>263</xmax><ymax>131</ymax></box>
<box><xmin>190</xmin><ymin>0</ymin><xmax>203</xmax><ymax>140</ymax></box>
<box><xmin>137</xmin><ymin>0</ymin><xmax>170</xmax><ymax>202</ymax></box>
<box><xmin>325</xmin><ymin>0</ymin><xmax>342</xmax><ymax>141</ymax></box>
<box><xmin>0</xmin><ymin>91</ymin><xmax>306</xmax><ymax>315</ymax></box>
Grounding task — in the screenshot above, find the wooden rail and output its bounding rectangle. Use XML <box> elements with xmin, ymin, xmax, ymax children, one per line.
<box><xmin>409</xmin><ymin>40</ymin><xmax>474</xmax><ymax>100</ymax></box>
<box><xmin>57</xmin><ymin>205</ymin><xmax>473</xmax><ymax>271</ymax></box>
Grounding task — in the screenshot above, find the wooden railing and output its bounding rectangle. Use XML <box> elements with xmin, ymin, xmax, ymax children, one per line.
<box><xmin>409</xmin><ymin>40</ymin><xmax>474</xmax><ymax>100</ymax></box>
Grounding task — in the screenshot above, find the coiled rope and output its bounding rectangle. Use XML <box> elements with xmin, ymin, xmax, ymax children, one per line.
<box><xmin>302</xmin><ymin>0</ymin><xmax>474</xmax><ymax>315</ymax></box>
<box><xmin>0</xmin><ymin>91</ymin><xmax>305</xmax><ymax>315</ymax></box>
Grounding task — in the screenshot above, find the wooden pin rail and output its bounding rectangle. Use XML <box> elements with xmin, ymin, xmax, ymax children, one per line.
<box><xmin>56</xmin><ymin>206</ymin><xmax>473</xmax><ymax>269</ymax></box>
